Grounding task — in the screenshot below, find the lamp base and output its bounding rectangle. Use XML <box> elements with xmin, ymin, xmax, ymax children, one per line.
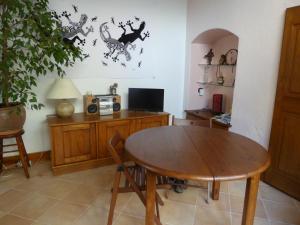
<box><xmin>56</xmin><ymin>100</ymin><xmax>74</xmax><ymax>118</ymax></box>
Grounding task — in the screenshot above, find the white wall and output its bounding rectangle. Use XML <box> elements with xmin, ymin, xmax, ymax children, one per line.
<box><xmin>20</xmin><ymin>0</ymin><xmax>187</xmax><ymax>153</ymax></box>
<box><xmin>187</xmin><ymin>43</ymin><xmax>210</xmax><ymax>109</ymax></box>
<box><xmin>185</xmin><ymin>0</ymin><xmax>300</xmax><ymax>147</ymax></box>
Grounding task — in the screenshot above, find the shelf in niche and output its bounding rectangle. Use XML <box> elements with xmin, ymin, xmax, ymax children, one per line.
<box><xmin>196</xmin><ymin>81</ymin><xmax>234</xmax><ymax>88</ymax></box>
<box><xmin>198</xmin><ymin>64</ymin><xmax>236</xmax><ymax>67</ymax></box>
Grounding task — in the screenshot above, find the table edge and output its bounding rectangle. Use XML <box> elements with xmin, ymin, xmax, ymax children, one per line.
<box><xmin>125</xmin><ymin>126</ymin><xmax>271</xmax><ymax>181</ymax></box>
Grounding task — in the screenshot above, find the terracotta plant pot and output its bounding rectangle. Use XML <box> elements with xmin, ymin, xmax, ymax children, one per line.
<box><xmin>0</xmin><ymin>103</ymin><xmax>26</xmax><ymax>133</ymax></box>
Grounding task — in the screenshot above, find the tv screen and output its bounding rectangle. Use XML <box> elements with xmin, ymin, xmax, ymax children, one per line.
<box><xmin>128</xmin><ymin>88</ymin><xmax>164</xmax><ymax>112</ymax></box>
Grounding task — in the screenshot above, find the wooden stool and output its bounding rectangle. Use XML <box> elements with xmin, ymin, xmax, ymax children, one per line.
<box><xmin>0</xmin><ymin>129</ymin><xmax>30</xmax><ymax>178</ymax></box>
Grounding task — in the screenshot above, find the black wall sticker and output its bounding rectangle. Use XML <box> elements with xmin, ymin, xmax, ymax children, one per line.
<box><xmin>72</xmin><ymin>5</ymin><xmax>78</xmax><ymax>13</ymax></box>
<box><xmin>61</xmin><ymin>13</ymin><xmax>93</xmax><ymax>46</ymax></box>
<box><xmin>53</xmin><ymin>5</ymin><xmax>97</xmax><ymax>51</ymax></box>
<box><xmin>93</xmin><ymin>39</ymin><xmax>97</xmax><ymax>46</ymax></box>
<box><xmin>100</xmin><ymin>18</ymin><xmax>150</xmax><ymax>68</ymax></box>
<box><xmin>101</xmin><ymin>61</ymin><xmax>108</xmax><ymax>66</ymax></box>
<box><xmin>53</xmin><ymin>4</ymin><xmax>151</xmax><ymax>71</ymax></box>
<box><xmin>111</xmin><ymin>17</ymin><xmax>115</xmax><ymax>25</ymax></box>
<box><xmin>83</xmin><ymin>53</ymin><xmax>90</xmax><ymax>59</ymax></box>
<box><xmin>91</xmin><ymin>17</ymin><xmax>98</xmax><ymax>22</ymax></box>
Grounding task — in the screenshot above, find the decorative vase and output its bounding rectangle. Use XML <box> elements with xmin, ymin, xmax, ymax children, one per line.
<box><xmin>0</xmin><ymin>103</ymin><xmax>26</xmax><ymax>134</ymax></box>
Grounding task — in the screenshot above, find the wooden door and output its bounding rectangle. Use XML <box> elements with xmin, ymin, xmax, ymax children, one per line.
<box><xmin>135</xmin><ymin>115</ymin><xmax>169</xmax><ymax>132</ymax></box>
<box><xmin>51</xmin><ymin>123</ymin><xmax>97</xmax><ymax>166</ymax></box>
<box><xmin>264</xmin><ymin>6</ymin><xmax>300</xmax><ymax>200</ymax></box>
<box><xmin>98</xmin><ymin>120</ymin><xmax>133</xmax><ymax>158</ymax></box>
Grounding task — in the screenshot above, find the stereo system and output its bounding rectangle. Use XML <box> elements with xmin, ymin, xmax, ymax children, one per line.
<box><xmin>96</xmin><ymin>95</ymin><xmax>113</xmax><ymax>116</ymax></box>
<box><xmin>83</xmin><ymin>94</ymin><xmax>121</xmax><ymax>116</ymax></box>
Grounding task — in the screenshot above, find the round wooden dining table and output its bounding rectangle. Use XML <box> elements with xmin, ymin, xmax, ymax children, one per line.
<box><xmin>125</xmin><ymin>126</ymin><xmax>270</xmax><ymax>225</ymax></box>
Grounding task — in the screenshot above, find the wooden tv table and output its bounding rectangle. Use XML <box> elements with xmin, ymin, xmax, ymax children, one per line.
<box><xmin>47</xmin><ymin>110</ymin><xmax>169</xmax><ymax>175</ymax></box>
<box><xmin>125</xmin><ymin>126</ymin><xmax>270</xmax><ymax>225</ymax></box>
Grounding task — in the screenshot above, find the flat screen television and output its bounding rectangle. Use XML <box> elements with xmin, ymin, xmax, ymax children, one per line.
<box><xmin>128</xmin><ymin>88</ymin><xmax>164</xmax><ymax>112</ymax></box>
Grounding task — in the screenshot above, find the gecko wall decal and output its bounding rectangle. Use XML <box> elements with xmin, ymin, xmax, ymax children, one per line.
<box><xmin>61</xmin><ymin>13</ymin><xmax>93</xmax><ymax>46</ymax></box>
<box><xmin>99</xmin><ymin>19</ymin><xmax>150</xmax><ymax>63</ymax></box>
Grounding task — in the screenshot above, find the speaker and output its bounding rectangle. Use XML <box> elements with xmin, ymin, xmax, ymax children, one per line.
<box><xmin>112</xmin><ymin>95</ymin><xmax>121</xmax><ymax>112</ymax></box>
<box><xmin>83</xmin><ymin>95</ymin><xmax>99</xmax><ymax>116</ymax></box>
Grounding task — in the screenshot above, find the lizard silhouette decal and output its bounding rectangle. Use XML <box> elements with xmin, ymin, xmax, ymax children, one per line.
<box><xmin>52</xmin><ymin>5</ymin><xmax>97</xmax><ymax>53</ymax></box>
<box><xmin>100</xmin><ymin>18</ymin><xmax>150</xmax><ymax>68</ymax></box>
<box><xmin>61</xmin><ymin>12</ymin><xmax>93</xmax><ymax>47</ymax></box>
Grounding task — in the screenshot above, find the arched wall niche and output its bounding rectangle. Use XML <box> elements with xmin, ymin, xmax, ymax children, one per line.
<box><xmin>192</xmin><ymin>28</ymin><xmax>235</xmax><ymax>44</ymax></box>
<box><xmin>187</xmin><ymin>28</ymin><xmax>239</xmax><ymax>115</ymax></box>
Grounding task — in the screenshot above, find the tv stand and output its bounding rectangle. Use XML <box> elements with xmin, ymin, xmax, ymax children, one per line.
<box><xmin>130</xmin><ymin>109</ymin><xmax>162</xmax><ymax>113</ymax></box>
<box><xmin>47</xmin><ymin>110</ymin><xmax>169</xmax><ymax>175</ymax></box>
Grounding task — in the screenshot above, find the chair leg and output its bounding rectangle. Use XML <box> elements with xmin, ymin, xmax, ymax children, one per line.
<box><xmin>107</xmin><ymin>171</ymin><xmax>122</xmax><ymax>225</ymax></box>
<box><xmin>18</xmin><ymin>136</ymin><xmax>30</xmax><ymax>167</ymax></box>
<box><xmin>156</xmin><ymin>192</ymin><xmax>164</xmax><ymax>206</ymax></box>
<box><xmin>155</xmin><ymin>195</ymin><xmax>160</xmax><ymax>220</ymax></box>
<box><xmin>164</xmin><ymin>189</ymin><xmax>169</xmax><ymax>199</ymax></box>
<box><xmin>212</xmin><ymin>180</ymin><xmax>220</xmax><ymax>200</ymax></box>
<box><xmin>123</xmin><ymin>169</ymin><xmax>146</xmax><ymax>205</ymax></box>
<box><xmin>16</xmin><ymin>136</ymin><xmax>29</xmax><ymax>178</ymax></box>
<box><xmin>206</xmin><ymin>182</ymin><xmax>211</xmax><ymax>204</ymax></box>
<box><xmin>124</xmin><ymin>169</ymin><xmax>163</xmax><ymax>225</ymax></box>
<box><xmin>0</xmin><ymin>138</ymin><xmax>3</xmax><ymax>174</ymax></box>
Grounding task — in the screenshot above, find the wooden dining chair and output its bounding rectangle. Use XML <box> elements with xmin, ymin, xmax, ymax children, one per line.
<box><xmin>107</xmin><ymin>132</ymin><xmax>170</xmax><ymax>225</ymax></box>
<box><xmin>171</xmin><ymin>115</ymin><xmax>211</xmax><ymax>203</ymax></box>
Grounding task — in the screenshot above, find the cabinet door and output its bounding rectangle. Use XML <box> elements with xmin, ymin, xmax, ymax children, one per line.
<box><xmin>52</xmin><ymin>123</ymin><xmax>97</xmax><ymax>166</ymax></box>
<box><xmin>98</xmin><ymin>120</ymin><xmax>133</xmax><ymax>159</ymax></box>
<box><xmin>135</xmin><ymin>115</ymin><xmax>169</xmax><ymax>132</ymax></box>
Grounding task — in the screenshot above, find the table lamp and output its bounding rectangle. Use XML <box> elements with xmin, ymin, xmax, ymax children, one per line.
<box><xmin>47</xmin><ymin>78</ymin><xmax>81</xmax><ymax>118</ymax></box>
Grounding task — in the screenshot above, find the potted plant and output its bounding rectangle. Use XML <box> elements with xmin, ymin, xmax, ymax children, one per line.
<box><xmin>0</xmin><ymin>0</ymin><xmax>83</xmax><ymax>133</ymax></box>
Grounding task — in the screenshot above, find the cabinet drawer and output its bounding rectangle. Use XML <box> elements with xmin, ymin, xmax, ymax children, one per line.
<box><xmin>135</xmin><ymin>115</ymin><xmax>169</xmax><ymax>132</ymax></box>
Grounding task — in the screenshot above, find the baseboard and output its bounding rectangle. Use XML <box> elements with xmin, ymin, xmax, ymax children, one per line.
<box><xmin>52</xmin><ymin>158</ymin><xmax>115</xmax><ymax>175</ymax></box>
<box><xmin>3</xmin><ymin>151</ymin><xmax>50</xmax><ymax>165</ymax></box>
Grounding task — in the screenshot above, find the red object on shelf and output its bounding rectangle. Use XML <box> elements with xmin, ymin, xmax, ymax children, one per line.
<box><xmin>212</xmin><ymin>94</ymin><xmax>223</xmax><ymax>114</ymax></box>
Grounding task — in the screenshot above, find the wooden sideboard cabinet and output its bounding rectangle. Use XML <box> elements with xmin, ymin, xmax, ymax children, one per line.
<box><xmin>47</xmin><ymin>110</ymin><xmax>169</xmax><ymax>175</ymax></box>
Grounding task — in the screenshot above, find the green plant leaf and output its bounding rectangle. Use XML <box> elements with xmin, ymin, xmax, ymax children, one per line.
<box><xmin>0</xmin><ymin>0</ymin><xmax>83</xmax><ymax>109</ymax></box>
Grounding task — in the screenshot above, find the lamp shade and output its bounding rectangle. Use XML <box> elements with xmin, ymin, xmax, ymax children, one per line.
<box><xmin>47</xmin><ymin>78</ymin><xmax>81</xmax><ymax>99</ymax></box>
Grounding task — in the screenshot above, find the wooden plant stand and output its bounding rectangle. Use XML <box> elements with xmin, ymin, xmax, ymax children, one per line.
<box><xmin>0</xmin><ymin>129</ymin><xmax>30</xmax><ymax>178</ymax></box>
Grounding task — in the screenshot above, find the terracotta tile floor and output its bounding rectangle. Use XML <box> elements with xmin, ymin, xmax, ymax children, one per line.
<box><xmin>0</xmin><ymin>160</ymin><xmax>299</xmax><ymax>225</ymax></box>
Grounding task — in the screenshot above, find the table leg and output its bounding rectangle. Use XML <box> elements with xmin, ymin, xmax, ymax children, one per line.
<box><xmin>212</xmin><ymin>180</ymin><xmax>220</xmax><ymax>200</ymax></box>
<box><xmin>146</xmin><ymin>171</ymin><xmax>157</xmax><ymax>225</ymax></box>
<box><xmin>241</xmin><ymin>174</ymin><xmax>260</xmax><ymax>225</ymax></box>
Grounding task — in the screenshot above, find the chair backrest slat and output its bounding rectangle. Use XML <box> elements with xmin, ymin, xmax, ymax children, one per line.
<box><xmin>108</xmin><ymin>131</ymin><xmax>124</xmax><ymax>165</ymax></box>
